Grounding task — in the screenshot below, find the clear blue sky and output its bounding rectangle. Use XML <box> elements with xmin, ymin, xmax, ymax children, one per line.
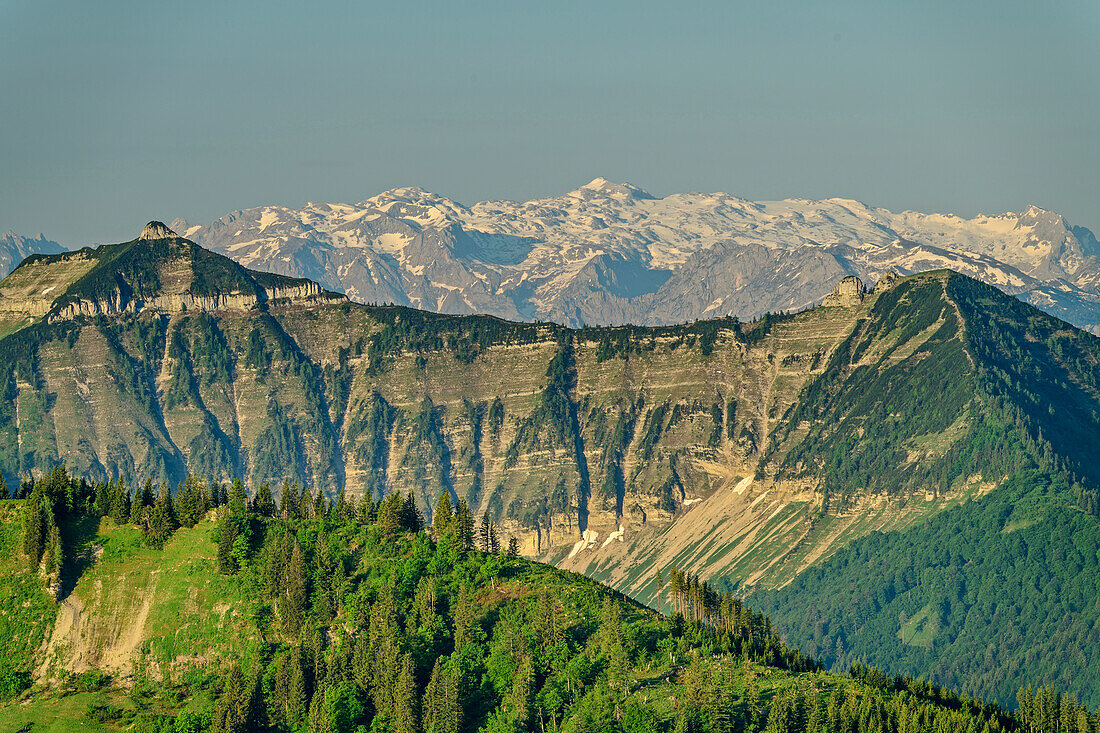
<box><xmin>2</xmin><ymin>0</ymin><xmax>1098</xmax><ymax>244</ymax></box>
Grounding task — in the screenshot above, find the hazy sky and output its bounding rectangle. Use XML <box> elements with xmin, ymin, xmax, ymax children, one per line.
<box><xmin>2</xmin><ymin>0</ymin><xmax>1098</xmax><ymax>244</ymax></box>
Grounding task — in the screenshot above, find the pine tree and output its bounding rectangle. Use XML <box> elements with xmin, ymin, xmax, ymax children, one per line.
<box><xmin>506</xmin><ymin>536</ymin><xmax>519</xmax><ymax>557</ymax></box>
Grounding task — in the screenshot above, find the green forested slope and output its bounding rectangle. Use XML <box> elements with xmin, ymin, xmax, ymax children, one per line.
<box><xmin>0</xmin><ymin>468</ymin><xmax>1055</xmax><ymax>733</ymax></box>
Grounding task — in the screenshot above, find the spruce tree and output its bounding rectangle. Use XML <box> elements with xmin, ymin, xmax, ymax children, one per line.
<box><xmin>432</xmin><ymin>492</ymin><xmax>454</xmax><ymax>540</ymax></box>
<box><xmin>287</xmin><ymin>645</ymin><xmax>308</xmax><ymax>726</ymax></box>
<box><xmin>216</xmin><ymin>513</ymin><xmax>240</xmax><ymax>574</ymax></box>
<box><xmin>253</xmin><ymin>481</ymin><xmax>275</xmax><ymax>518</ymax></box>
<box><xmin>401</xmin><ymin>492</ymin><xmax>422</xmax><ymax>532</ymax></box>
<box><xmin>140</xmin><ymin>478</ymin><xmax>155</xmax><ymax>510</ymax></box>
<box><xmin>228</xmin><ymin>478</ymin><xmax>247</xmax><ymax>516</ymax></box>
<box><xmin>454</xmin><ymin>499</ymin><xmax>474</xmax><ymax>551</ymax></box>
<box><xmin>129</xmin><ymin>490</ymin><xmax>146</xmax><ymax>525</ymax></box>
<box><xmin>377</xmin><ymin>492</ymin><xmax>404</xmax><ymax>539</ymax></box>
<box><xmin>145</xmin><ymin>484</ymin><xmax>178</xmax><ymax>549</ymax></box>
<box><xmin>283</xmin><ymin>540</ymin><xmax>307</xmax><ymax>634</ymax></box>
<box><xmin>108</xmin><ymin>478</ymin><xmax>130</xmax><ymax>524</ymax></box>
<box><xmin>22</xmin><ymin>491</ymin><xmax>47</xmax><ymax>571</ymax></box>
<box><xmin>478</xmin><ymin>513</ymin><xmax>492</xmax><ymax>552</ymax></box>
<box><xmin>94</xmin><ymin>480</ymin><xmax>110</xmax><ymax>517</ymax></box>
<box><xmin>394</xmin><ymin>652</ymin><xmax>419</xmax><ymax>733</ymax></box>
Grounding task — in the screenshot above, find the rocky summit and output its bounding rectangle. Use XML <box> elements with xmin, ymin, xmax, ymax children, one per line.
<box><xmin>138</xmin><ymin>220</ymin><xmax>177</xmax><ymax>240</ymax></box>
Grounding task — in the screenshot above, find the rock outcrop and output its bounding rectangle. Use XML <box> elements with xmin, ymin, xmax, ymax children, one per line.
<box><xmin>139</xmin><ymin>221</ymin><xmax>177</xmax><ymax>240</ymax></box>
<box><xmin>821</xmin><ymin>275</ymin><xmax>866</xmax><ymax>307</ymax></box>
<box><xmin>47</xmin><ymin>280</ymin><xmax>336</xmax><ymax>322</ymax></box>
<box><xmin>875</xmin><ymin>270</ymin><xmax>901</xmax><ymax>291</ymax></box>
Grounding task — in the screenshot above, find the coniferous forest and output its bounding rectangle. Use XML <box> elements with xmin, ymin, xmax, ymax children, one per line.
<box><xmin>2</xmin><ymin>466</ymin><xmax>1099</xmax><ymax>732</ymax></box>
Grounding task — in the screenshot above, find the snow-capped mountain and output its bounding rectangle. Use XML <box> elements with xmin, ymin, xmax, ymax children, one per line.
<box><xmin>0</xmin><ymin>231</ymin><xmax>65</xmax><ymax>278</ymax></box>
<box><xmin>172</xmin><ymin>178</ymin><xmax>1100</xmax><ymax>332</ymax></box>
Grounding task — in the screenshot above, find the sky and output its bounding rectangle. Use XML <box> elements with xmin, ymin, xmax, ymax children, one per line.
<box><xmin>2</xmin><ymin>0</ymin><xmax>1098</xmax><ymax>245</ymax></box>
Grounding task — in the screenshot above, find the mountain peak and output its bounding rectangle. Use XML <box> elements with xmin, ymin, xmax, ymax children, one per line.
<box><xmin>139</xmin><ymin>221</ymin><xmax>177</xmax><ymax>240</ymax></box>
<box><xmin>575</xmin><ymin>177</ymin><xmax>655</xmax><ymax>200</ymax></box>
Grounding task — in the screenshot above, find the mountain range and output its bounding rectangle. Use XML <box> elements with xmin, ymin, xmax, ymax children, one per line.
<box><xmin>6</xmin><ymin>181</ymin><xmax>1099</xmax><ymax>334</ymax></box>
<box><xmin>164</xmin><ymin>179</ymin><xmax>1100</xmax><ymax>333</ymax></box>
<box><xmin>2</xmin><ymin>222</ymin><xmax>1099</xmax><ymax>705</ymax></box>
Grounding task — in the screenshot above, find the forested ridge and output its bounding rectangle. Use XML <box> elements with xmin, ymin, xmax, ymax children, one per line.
<box><xmin>3</xmin><ymin>466</ymin><xmax>1090</xmax><ymax>733</ymax></box>
<box><xmin>749</xmin><ymin>275</ymin><xmax>1100</xmax><ymax>708</ymax></box>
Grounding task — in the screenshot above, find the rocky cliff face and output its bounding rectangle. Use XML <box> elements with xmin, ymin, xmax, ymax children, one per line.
<box><xmin>6</xmin><ymin>228</ymin><xmax>1097</xmax><ymax>605</ymax></box>
<box><xmin>48</xmin><ymin>280</ymin><xmax>333</xmax><ymax>321</ymax></box>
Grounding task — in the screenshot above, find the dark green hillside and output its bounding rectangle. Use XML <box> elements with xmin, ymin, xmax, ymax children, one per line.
<box><xmin>946</xmin><ymin>275</ymin><xmax>1100</xmax><ymax>490</ymax></box>
<box><xmin>0</xmin><ymin>468</ymin><xmax>1048</xmax><ymax>733</ymax></box>
<box><xmin>752</xmin><ymin>469</ymin><xmax>1100</xmax><ymax>709</ymax></box>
